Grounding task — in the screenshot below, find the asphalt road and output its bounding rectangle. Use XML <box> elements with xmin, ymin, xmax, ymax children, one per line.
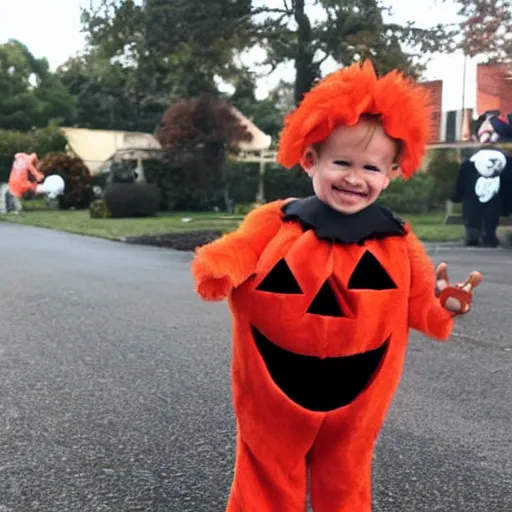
<box><xmin>0</xmin><ymin>223</ymin><xmax>510</xmax><ymax>512</ymax></box>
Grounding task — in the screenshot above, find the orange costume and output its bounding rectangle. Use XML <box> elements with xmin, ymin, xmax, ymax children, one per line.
<box><xmin>8</xmin><ymin>152</ymin><xmax>44</xmax><ymax>199</ymax></box>
<box><xmin>191</xmin><ymin>61</ymin><xmax>481</xmax><ymax>511</ymax></box>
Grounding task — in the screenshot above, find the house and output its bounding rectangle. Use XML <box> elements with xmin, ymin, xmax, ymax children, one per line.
<box><xmin>60</xmin><ymin>107</ymin><xmax>273</xmax><ymax>180</ymax></box>
<box><xmin>421</xmin><ymin>62</ymin><xmax>512</xmax><ymax>144</ymax></box>
<box><xmin>231</xmin><ymin>106</ymin><xmax>272</xmax><ymax>152</ymax></box>
<box><xmin>60</xmin><ymin>127</ymin><xmax>162</xmax><ymax>179</ymax></box>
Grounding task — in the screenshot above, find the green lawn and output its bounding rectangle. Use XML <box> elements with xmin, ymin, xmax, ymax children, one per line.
<box><xmin>0</xmin><ymin>208</ymin><xmax>243</xmax><ymax>240</ymax></box>
<box><xmin>1</xmin><ymin>201</ymin><xmax>510</xmax><ymax>243</ymax></box>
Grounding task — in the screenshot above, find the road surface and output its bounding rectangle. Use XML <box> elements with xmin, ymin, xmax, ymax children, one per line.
<box><xmin>0</xmin><ymin>223</ymin><xmax>510</xmax><ymax>511</ymax></box>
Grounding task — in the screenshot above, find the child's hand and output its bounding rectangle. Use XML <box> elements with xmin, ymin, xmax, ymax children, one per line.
<box><xmin>435</xmin><ymin>262</ymin><xmax>483</xmax><ymax>315</ymax></box>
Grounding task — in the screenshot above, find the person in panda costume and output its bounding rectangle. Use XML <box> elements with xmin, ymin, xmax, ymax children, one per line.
<box><xmin>451</xmin><ymin>147</ymin><xmax>512</xmax><ymax>247</ymax></box>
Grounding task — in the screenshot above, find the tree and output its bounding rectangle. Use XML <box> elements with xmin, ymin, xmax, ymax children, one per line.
<box><xmin>78</xmin><ymin>0</ymin><xmax>456</xmax><ymax>119</ymax></box>
<box><xmin>57</xmin><ymin>51</ymin><xmax>167</xmax><ymax>132</ymax></box>
<box><xmin>253</xmin><ymin>0</ymin><xmax>456</xmax><ymax>104</ymax></box>
<box><xmin>143</xmin><ymin>0</ymin><xmax>253</xmax><ymax>95</ymax></box>
<box><xmin>456</xmin><ymin>0</ymin><xmax>512</xmax><ymax>61</ymax></box>
<box><xmin>229</xmin><ymin>72</ymin><xmax>284</xmax><ymax>141</ymax></box>
<box><xmin>80</xmin><ymin>0</ymin><xmax>254</xmax><ymax>102</ymax></box>
<box><xmin>157</xmin><ymin>95</ymin><xmax>253</xmax><ymax>211</ymax></box>
<box><xmin>0</xmin><ymin>39</ymin><xmax>75</xmax><ymax>130</ymax></box>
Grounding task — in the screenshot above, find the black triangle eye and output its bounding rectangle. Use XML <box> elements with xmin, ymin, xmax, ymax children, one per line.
<box><xmin>349</xmin><ymin>251</ymin><xmax>397</xmax><ymax>290</ymax></box>
<box><xmin>307</xmin><ymin>280</ymin><xmax>344</xmax><ymax>317</ymax></box>
<box><xmin>257</xmin><ymin>259</ymin><xmax>303</xmax><ymax>294</ymax></box>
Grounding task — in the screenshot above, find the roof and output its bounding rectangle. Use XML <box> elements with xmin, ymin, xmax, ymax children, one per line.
<box><xmin>60</xmin><ymin>107</ymin><xmax>272</xmax><ymax>173</ymax></box>
<box><xmin>60</xmin><ymin>127</ymin><xmax>161</xmax><ymax>174</ymax></box>
<box><xmin>230</xmin><ymin>107</ymin><xmax>272</xmax><ymax>151</ymax></box>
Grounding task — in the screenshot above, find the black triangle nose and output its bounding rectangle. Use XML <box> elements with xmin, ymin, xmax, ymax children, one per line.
<box><xmin>348</xmin><ymin>251</ymin><xmax>397</xmax><ymax>290</ymax></box>
<box><xmin>307</xmin><ymin>280</ymin><xmax>343</xmax><ymax>317</ymax></box>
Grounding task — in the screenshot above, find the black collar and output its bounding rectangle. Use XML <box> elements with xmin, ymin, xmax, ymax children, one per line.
<box><xmin>281</xmin><ymin>196</ymin><xmax>406</xmax><ymax>244</ymax></box>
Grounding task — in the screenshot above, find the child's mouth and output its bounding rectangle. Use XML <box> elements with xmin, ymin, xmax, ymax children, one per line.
<box><xmin>332</xmin><ymin>185</ymin><xmax>368</xmax><ymax>199</ymax></box>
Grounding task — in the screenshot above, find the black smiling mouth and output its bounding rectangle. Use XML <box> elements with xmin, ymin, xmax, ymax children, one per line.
<box><xmin>252</xmin><ymin>326</ymin><xmax>389</xmax><ymax>412</ymax></box>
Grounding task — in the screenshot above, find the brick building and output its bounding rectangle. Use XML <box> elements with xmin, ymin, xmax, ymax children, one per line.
<box><xmin>421</xmin><ymin>62</ymin><xmax>512</xmax><ymax>143</ymax></box>
<box><xmin>421</xmin><ymin>80</ymin><xmax>443</xmax><ymax>144</ymax></box>
<box><xmin>477</xmin><ymin>63</ymin><xmax>512</xmax><ymax>116</ymax></box>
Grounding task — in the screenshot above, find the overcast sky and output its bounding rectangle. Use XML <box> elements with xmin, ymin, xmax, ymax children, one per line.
<box><xmin>1</xmin><ymin>0</ymin><xmax>481</xmax><ymax>111</ymax></box>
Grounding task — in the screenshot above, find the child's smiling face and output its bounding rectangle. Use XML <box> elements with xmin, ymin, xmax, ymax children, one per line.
<box><xmin>303</xmin><ymin>117</ymin><xmax>400</xmax><ymax>214</ymax></box>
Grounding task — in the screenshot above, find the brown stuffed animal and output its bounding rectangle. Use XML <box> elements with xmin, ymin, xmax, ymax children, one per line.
<box><xmin>435</xmin><ymin>262</ymin><xmax>483</xmax><ymax>314</ymax></box>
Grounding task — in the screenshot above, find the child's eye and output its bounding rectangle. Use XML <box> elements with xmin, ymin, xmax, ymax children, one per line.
<box><xmin>364</xmin><ymin>165</ymin><xmax>381</xmax><ymax>172</ymax></box>
<box><xmin>333</xmin><ymin>160</ymin><xmax>350</xmax><ymax>167</ymax></box>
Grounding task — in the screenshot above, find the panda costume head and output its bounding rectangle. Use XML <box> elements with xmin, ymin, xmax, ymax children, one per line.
<box><xmin>476</xmin><ymin>113</ymin><xmax>512</xmax><ymax>143</ymax></box>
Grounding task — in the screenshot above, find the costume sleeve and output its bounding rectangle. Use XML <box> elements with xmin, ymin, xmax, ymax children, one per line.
<box><xmin>27</xmin><ymin>163</ymin><xmax>44</xmax><ymax>183</ymax></box>
<box><xmin>191</xmin><ymin>200</ymin><xmax>286</xmax><ymax>301</ymax></box>
<box><xmin>406</xmin><ymin>229</ymin><xmax>454</xmax><ymax>340</ymax></box>
<box><xmin>500</xmin><ymin>159</ymin><xmax>512</xmax><ymax>217</ymax></box>
<box><xmin>27</xmin><ymin>155</ymin><xmax>45</xmax><ymax>183</ymax></box>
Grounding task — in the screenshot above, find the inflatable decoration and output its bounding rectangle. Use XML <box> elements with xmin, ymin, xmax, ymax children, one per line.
<box><xmin>36</xmin><ymin>174</ymin><xmax>66</xmax><ymax>199</ymax></box>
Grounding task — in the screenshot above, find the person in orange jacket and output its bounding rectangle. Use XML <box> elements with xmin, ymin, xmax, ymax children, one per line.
<box><xmin>191</xmin><ymin>60</ymin><xmax>483</xmax><ymax>511</ymax></box>
<box><xmin>0</xmin><ymin>153</ymin><xmax>45</xmax><ymax>214</ymax></box>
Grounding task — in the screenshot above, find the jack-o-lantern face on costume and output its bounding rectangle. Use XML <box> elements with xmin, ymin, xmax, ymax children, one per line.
<box><xmin>232</xmin><ymin>208</ymin><xmax>410</xmax><ymax>413</ymax></box>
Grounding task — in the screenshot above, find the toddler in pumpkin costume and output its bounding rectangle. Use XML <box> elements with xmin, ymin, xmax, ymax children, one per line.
<box><xmin>191</xmin><ymin>60</ymin><xmax>482</xmax><ymax>512</ymax></box>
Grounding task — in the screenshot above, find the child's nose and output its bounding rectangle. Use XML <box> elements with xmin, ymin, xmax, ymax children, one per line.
<box><xmin>343</xmin><ymin>168</ymin><xmax>360</xmax><ymax>184</ymax></box>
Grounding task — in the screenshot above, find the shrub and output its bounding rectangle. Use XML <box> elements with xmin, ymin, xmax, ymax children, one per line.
<box><xmin>379</xmin><ymin>172</ymin><xmax>436</xmax><ymax>214</ymax></box>
<box><xmin>263</xmin><ymin>165</ymin><xmax>313</xmax><ymax>200</ymax></box>
<box><xmin>103</xmin><ymin>183</ymin><xmax>161</xmax><ymax>218</ymax></box>
<box><xmin>39</xmin><ymin>152</ymin><xmax>92</xmax><ymax>209</ymax></box>
<box><xmin>144</xmin><ymin>157</ymin><xmax>314</xmax><ymax>212</ymax></box>
<box><xmin>144</xmin><ymin>156</ymin><xmax>452</xmax><ymax>214</ymax></box>
<box><xmin>144</xmin><ymin>158</ymin><xmax>203</xmax><ymax>211</ymax></box>
<box><xmin>425</xmin><ymin>149</ymin><xmax>461</xmax><ymax>208</ymax></box>
<box><xmin>233</xmin><ymin>203</ymin><xmax>257</xmax><ymax>215</ymax></box>
<box><xmin>156</xmin><ymin>95</ymin><xmax>254</xmax><ymax>211</ymax></box>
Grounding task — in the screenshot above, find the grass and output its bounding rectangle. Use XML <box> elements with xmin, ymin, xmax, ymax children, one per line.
<box><xmin>0</xmin><ymin>206</ymin><xmax>243</xmax><ymax>240</ymax></box>
<box><xmin>1</xmin><ymin>199</ymin><xmax>510</xmax><ymax>244</ymax></box>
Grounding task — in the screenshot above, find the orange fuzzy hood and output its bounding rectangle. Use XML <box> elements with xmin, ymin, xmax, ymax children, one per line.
<box><xmin>276</xmin><ymin>60</ymin><xmax>433</xmax><ymax>179</ymax></box>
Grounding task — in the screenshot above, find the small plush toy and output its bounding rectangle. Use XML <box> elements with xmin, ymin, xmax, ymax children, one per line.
<box><xmin>451</xmin><ymin>148</ymin><xmax>512</xmax><ymax>246</ymax></box>
<box><xmin>435</xmin><ymin>262</ymin><xmax>482</xmax><ymax>314</ymax></box>
<box><xmin>192</xmin><ymin>60</ymin><xmax>482</xmax><ymax>512</ymax></box>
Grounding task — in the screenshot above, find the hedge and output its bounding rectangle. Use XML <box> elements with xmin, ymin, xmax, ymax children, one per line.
<box><xmin>143</xmin><ymin>151</ymin><xmax>464</xmax><ymax>214</ymax></box>
<box><xmin>104</xmin><ymin>183</ymin><xmax>161</xmax><ymax>218</ymax></box>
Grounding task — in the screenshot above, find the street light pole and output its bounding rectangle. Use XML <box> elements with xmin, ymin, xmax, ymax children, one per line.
<box><xmin>462</xmin><ymin>52</ymin><xmax>467</xmax><ymax>113</ymax></box>
<box><xmin>460</xmin><ymin>52</ymin><xmax>468</xmax><ymax>140</ymax></box>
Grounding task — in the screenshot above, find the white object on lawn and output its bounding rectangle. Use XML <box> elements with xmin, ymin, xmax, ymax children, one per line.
<box><xmin>36</xmin><ymin>174</ymin><xmax>66</xmax><ymax>199</ymax></box>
